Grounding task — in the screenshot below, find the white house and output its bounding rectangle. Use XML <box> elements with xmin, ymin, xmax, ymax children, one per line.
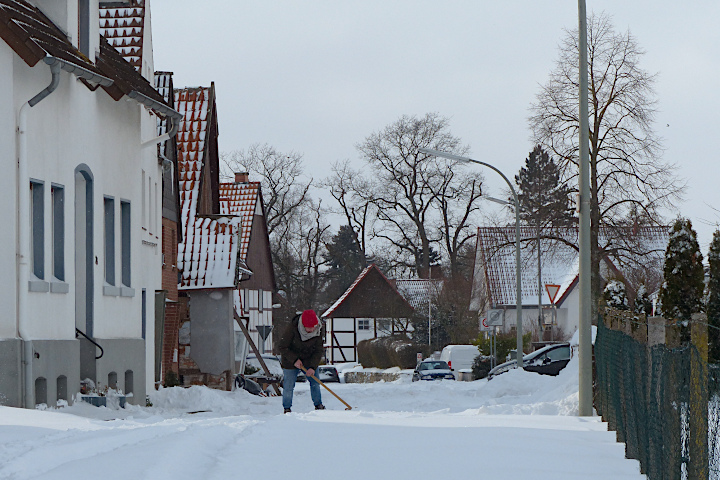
<box><xmin>0</xmin><ymin>0</ymin><xmax>179</xmax><ymax>407</ymax></box>
<box><xmin>470</xmin><ymin>226</ymin><xmax>669</xmax><ymax>343</ymax></box>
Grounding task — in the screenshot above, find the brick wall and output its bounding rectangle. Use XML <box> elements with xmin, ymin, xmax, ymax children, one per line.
<box><xmin>161</xmin><ymin>218</ymin><xmax>180</xmax><ymax>383</ymax></box>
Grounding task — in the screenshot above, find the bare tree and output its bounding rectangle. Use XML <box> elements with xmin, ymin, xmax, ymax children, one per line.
<box><xmin>221</xmin><ymin>143</ymin><xmax>311</xmax><ymax>236</ymax></box>
<box><xmin>322</xmin><ymin>160</ymin><xmax>375</xmax><ymax>256</ymax></box>
<box><xmin>356</xmin><ymin>113</ymin><xmax>469</xmax><ymax>277</ymax></box>
<box><xmin>529</xmin><ymin>13</ymin><xmax>682</xmax><ymax>308</ymax></box>
<box><xmin>431</xmin><ymin>168</ymin><xmax>484</xmax><ymax>280</ymax></box>
<box><xmin>271</xmin><ymin>198</ymin><xmax>331</xmax><ymax>325</ymax></box>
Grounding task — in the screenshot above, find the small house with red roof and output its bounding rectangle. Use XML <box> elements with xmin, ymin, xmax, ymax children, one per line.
<box><xmin>173</xmin><ymin>84</ymin><xmax>264</xmax><ymax>390</ymax></box>
<box><xmin>220</xmin><ymin>174</ymin><xmax>277</xmax><ymax>355</ymax></box>
<box><xmin>0</xmin><ymin>0</ymin><xmax>181</xmax><ymax>407</ymax></box>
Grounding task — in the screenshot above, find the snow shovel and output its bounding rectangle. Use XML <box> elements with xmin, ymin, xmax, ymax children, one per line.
<box><xmin>299</xmin><ymin>366</ymin><xmax>352</xmax><ymax>410</ymax></box>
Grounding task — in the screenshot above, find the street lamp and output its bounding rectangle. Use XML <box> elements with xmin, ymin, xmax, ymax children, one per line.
<box><xmin>419</xmin><ymin>148</ymin><xmax>524</xmax><ymax>368</ymax></box>
<box><xmin>577</xmin><ymin>0</ymin><xmax>593</xmax><ymax>417</ymax></box>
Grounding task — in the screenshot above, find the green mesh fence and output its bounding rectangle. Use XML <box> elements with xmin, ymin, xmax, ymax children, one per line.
<box><xmin>710</xmin><ymin>364</ymin><xmax>720</xmax><ymax>479</ymax></box>
<box><xmin>595</xmin><ymin>317</ymin><xmax>719</xmax><ymax>479</ymax></box>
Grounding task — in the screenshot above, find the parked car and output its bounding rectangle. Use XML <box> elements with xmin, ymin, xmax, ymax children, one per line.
<box><xmin>317</xmin><ymin>365</ymin><xmax>340</xmax><ymax>383</ymax></box>
<box><xmin>488</xmin><ymin>343</ymin><xmax>572</xmax><ymax>380</ymax></box>
<box><xmin>244</xmin><ymin>354</ymin><xmax>306</xmax><ymax>383</ymax></box>
<box><xmin>439</xmin><ymin>344</ymin><xmax>480</xmax><ymax>379</ymax></box>
<box><xmin>412</xmin><ymin>360</ymin><xmax>456</xmax><ymax>382</ymax></box>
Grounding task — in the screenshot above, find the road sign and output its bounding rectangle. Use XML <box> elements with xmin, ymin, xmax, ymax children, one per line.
<box><xmin>417</xmin><ymin>353</ymin><xmax>423</xmax><ymax>362</ymax></box>
<box><xmin>545</xmin><ymin>284</ymin><xmax>561</xmax><ymax>304</ymax></box>
<box><xmin>480</xmin><ymin>317</ymin><xmax>491</xmax><ymax>332</ymax></box>
<box><xmin>487</xmin><ymin>309</ymin><xmax>504</xmax><ymax>326</ymax></box>
<box><xmin>257</xmin><ymin>325</ymin><xmax>273</xmax><ymax>341</ymax></box>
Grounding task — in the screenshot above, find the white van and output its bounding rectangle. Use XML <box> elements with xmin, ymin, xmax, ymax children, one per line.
<box><xmin>439</xmin><ymin>345</ymin><xmax>480</xmax><ymax>379</ymax></box>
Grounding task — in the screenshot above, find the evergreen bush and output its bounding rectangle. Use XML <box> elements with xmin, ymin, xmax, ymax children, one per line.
<box><xmin>357</xmin><ymin>335</ymin><xmax>431</xmax><ymax>369</ymax></box>
<box><xmin>604</xmin><ymin>280</ymin><xmax>629</xmax><ymax>310</ymax></box>
<box><xmin>707</xmin><ymin>230</ymin><xmax>720</xmax><ymax>363</ymax></box>
<box><xmin>659</xmin><ymin>218</ymin><xmax>704</xmax><ymax>341</ymax></box>
<box><xmin>473</xmin><ymin>331</ymin><xmax>532</xmax><ymax>365</ymax></box>
<box><xmin>471</xmin><ymin>355</ymin><xmax>493</xmax><ymax>379</ymax></box>
<box><xmin>163</xmin><ymin>370</ymin><xmax>181</xmax><ymax>388</ymax></box>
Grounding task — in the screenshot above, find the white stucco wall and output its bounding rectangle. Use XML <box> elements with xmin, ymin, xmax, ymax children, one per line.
<box><xmin>0</xmin><ymin>41</ymin><xmax>18</xmax><ymax>339</ymax></box>
<box><xmin>6</xmin><ymin>46</ymin><xmax>163</xmax><ymax>394</ymax></box>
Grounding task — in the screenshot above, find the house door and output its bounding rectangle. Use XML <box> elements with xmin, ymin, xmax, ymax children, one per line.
<box><xmin>75</xmin><ymin>166</ymin><xmax>95</xmax><ymax>382</ymax></box>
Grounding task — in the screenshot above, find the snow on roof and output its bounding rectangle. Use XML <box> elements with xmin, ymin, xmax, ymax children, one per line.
<box><xmin>219</xmin><ymin>182</ymin><xmax>260</xmax><ymax>263</ymax></box>
<box><xmin>473</xmin><ymin>225</ymin><xmax>670</xmax><ymax>309</ymax></box>
<box><xmin>475</xmin><ymin>227</ymin><xmax>579</xmax><ymax>308</ymax></box>
<box><xmin>394</xmin><ymin>278</ymin><xmax>443</xmax><ymax>310</ymax></box>
<box><xmin>154</xmin><ymin>71</ymin><xmax>173</xmax><ymax>150</ymax></box>
<box><xmin>99</xmin><ymin>1</ymin><xmax>145</xmax><ymax>72</ymax></box>
<box><xmin>175</xmin><ymin>86</ymin><xmax>243</xmax><ymax>290</ymax></box>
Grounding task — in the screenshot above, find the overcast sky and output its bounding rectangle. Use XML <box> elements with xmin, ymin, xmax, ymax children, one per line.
<box><xmin>149</xmin><ymin>1</ymin><xmax>720</xmax><ymax>250</ymax></box>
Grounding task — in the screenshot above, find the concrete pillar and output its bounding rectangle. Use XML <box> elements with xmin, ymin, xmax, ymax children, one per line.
<box><xmin>689</xmin><ymin>314</ymin><xmax>708</xmax><ymax>480</ymax></box>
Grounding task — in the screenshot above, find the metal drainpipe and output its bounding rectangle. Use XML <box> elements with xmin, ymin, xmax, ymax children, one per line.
<box><xmin>17</xmin><ymin>59</ymin><xmax>61</xmax><ymax>409</ymax></box>
<box><xmin>141</xmin><ymin>116</ymin><xmax>179</xmax><ymax>149</ymax></box>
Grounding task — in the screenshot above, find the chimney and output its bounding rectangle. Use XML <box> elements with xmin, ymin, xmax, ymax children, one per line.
<box><xmin>234</xmin><ymin>172</ymin><xmax>249</xmax><ymax>184</ymax></box>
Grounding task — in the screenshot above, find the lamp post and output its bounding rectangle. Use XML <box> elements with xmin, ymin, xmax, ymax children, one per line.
<box><xmin>577</xmin><ymin>0</ymin><xmax>593</xmax><ymax>417</ymax></box>
<box><xmin>419</xmin><ymin>148</ymin><xmax>524</xmax><ymax>368</ymax></box>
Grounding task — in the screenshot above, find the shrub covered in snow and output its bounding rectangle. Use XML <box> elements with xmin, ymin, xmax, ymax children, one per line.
<box><xmin>603</xmin><ymin>280</ymin><xmax>629</xmax><ymax>310</ymax></box>
<box><xmin>659</xmin><ymin>218</ymin><xmax>704</xmax><ymax>332</ymax></box>
<box><xmin>633</xmin><ymin>284</ymin><xmax>652</xmax><ymax>316</ymax></box>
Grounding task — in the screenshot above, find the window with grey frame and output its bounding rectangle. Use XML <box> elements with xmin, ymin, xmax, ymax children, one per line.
<box><xmin>104</xmin><ymin>197</ymin><xmax>115</xmax><ymax>286</ymax></box>
<box><xmin>121</xmin><ymin>201</ymin><xmax>131</xmax><ymax>287</ymax></box>
<box><xmin>51</xmin><ymin>185</ymin><xmax>64</xmax><ymax>281</ymax></box>
<box><xmin>30</xmin><ymin>181</ymin><xmax>44</xmax><ymax>279</ymax></box>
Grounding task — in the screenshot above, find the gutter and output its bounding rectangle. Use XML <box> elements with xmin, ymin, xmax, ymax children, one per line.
<box><xmin>129</xmin><ymin>90</ymin><xmax>183</xmax><ymax>149</ymax></box>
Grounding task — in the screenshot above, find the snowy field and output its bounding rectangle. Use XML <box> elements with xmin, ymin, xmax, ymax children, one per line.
<box><xmin>0</xmin><ymin>357</ymin><xmax>644</xmax><ymax>480</ymax></box>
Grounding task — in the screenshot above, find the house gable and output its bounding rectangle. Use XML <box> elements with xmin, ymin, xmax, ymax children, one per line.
<box><xmin>176</xmin><ymin>84</ymin><xmax>242</xmax><ymax>290</ymax></box>
<box><xmin>323</xmin><ymin>264</ymin><xmax>415</xmax><ymax>319</ymax></box>
<box><xmin>219</xmin><ymin>180</ymin><xmax>276</xmax><ymax>291</ymax></box>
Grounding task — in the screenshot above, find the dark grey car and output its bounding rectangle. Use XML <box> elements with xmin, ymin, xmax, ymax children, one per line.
<box><xmin>487</xmin><ymin>343</ymin><xmax>572</xmax><ymax>379</ymax></box>
<box><xmin>412</xmin><ymin>360</ymin><xmax>456</xmax><ymax>381</ymax></box>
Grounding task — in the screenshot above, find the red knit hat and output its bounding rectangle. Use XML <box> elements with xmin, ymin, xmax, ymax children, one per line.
<box><xmin>301</xmin><ymin>310</ymin><xmax>319</xmax><ymax>328</ymax></box>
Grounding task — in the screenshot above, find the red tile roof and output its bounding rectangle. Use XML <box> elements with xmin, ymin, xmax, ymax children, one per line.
<box><xmin>219</xmin><ymin>182</ymin><xmax>260</xmax><ymax>263</ymax></box>
<box><xmin>175</xmin><ymin>86</ymin><xmax>245</xmax><ymax>290</ymax></box>
<box><xmin>99</xmin><ymin>1</ymin><xmax>144</xmax><ymax>71</ymax></box>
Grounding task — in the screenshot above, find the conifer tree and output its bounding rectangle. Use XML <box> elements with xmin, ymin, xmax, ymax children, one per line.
<box><xmin>514</xmin><ymin>145</ymin><xmax>573</xmax><ymax>227</ymax></box>
<box><xmin>659</xmin><ymin>219</ymin><xmax>704</xmax><ymax>331</ymax></box>
<box><xmin>706</xmin><ymin>230</ymin><xmax>720</xmax><ymax>362</ymax></box>
<box><xmin>322</xmin><ymin>225</ymin><xmax>366</xmax><ymax>305</ymax></box>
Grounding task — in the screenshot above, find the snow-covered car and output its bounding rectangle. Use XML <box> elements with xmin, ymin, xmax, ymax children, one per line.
<box><xmin>317</xmin><ymin>365</ymin><xmax>340</xmax><ymax>383</ymax></box>
<box><xmin>488</xmin><ymin>343</ymin><xmax>572</xmax><ymax>380</ymax></box>
<box><xmin>412</xmin><ymin>360</ymin><xmax>456</xmax><ymax>382</ymax></box>
<box><xmin>245</xmin><ymin>355</ymin><xmax>306</xmax><ymax>382</ymax></box>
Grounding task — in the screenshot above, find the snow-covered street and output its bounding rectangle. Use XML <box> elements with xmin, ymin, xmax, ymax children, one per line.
<box><xmin>0</xmin><ymin>358</ymin><xmax>644</xmax><ymax>480</ymax></box>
